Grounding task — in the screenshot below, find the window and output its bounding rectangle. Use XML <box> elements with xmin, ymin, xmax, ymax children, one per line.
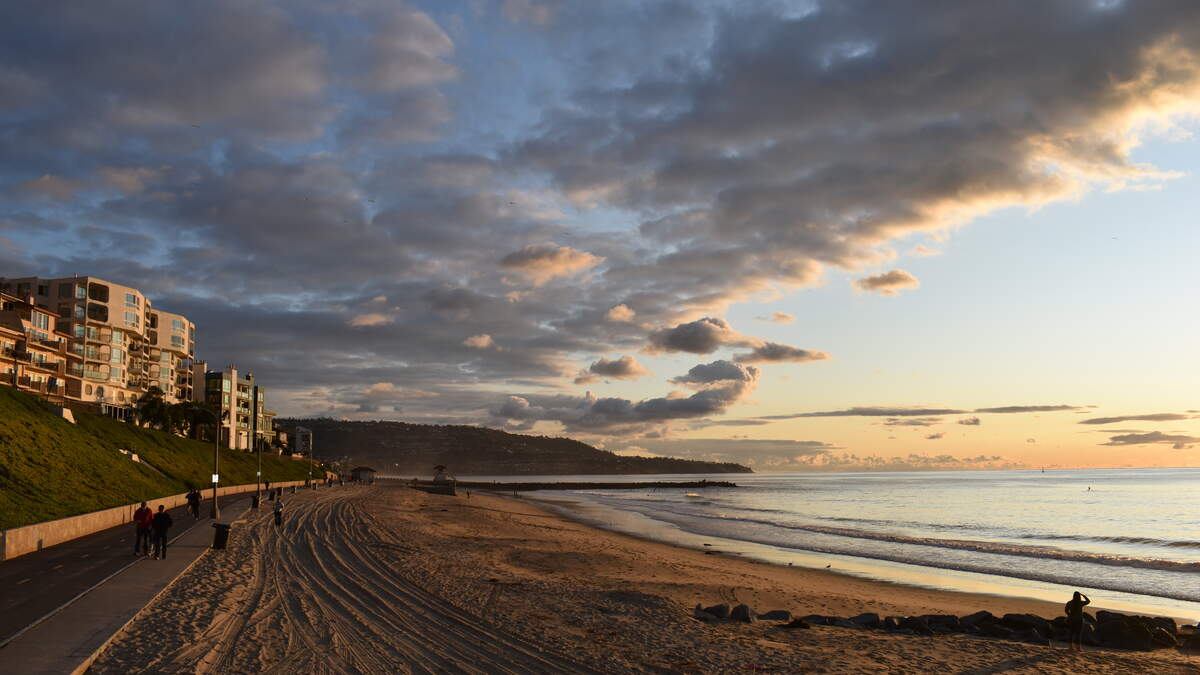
<box><xmin>222</xmin><ymin>393</ymin><xmax>230</xmax><ymax>406</ymax></box>
<box><xmin>147</xmin><ymin>313</ymin><xmax>158</xmax><ymax>329</ymax></box>
<box><xmin>171</xmin><ymin>319</ymin><xmax>184</xmax><ymax>332</ymax></box>
<box><xmin>124</xmin><ymin>311</ymin><xmax>140</xmax><ymax>327</ymax></box>
<box><xmin>74</xmin><ymin>305</ymin><xmax>85</xmax><ymax>319</ymax></box>
<box><xmin>37</xmin><ymin>284</ymin><xmax>48</xmax><ymax>296</ymax></box>
<box><xmin>87</xmin><ymin>283</ymin><xmax>109</xmax><ymax>302</ymax></box>
<box><xmin>222</xmin><ymin>379</ymin><xmax>230</xmax><ymax>392</ymax></box>
<box><xmin>111</xmin><ymin>329</ymin><xmax>123</xmax><ymax>345</ymax></box>
<box><xmin>170</xmin><ymin>335</ymin><xmax>184</xmax><ymax>348</ymax></box>
<box><xmin>110</xmin><ymin>367</ymin><xmax>123</xmax><ymax>381</ymax></box>
<box><xmin>58</xmin><ymin>283</ymin><xmax>73</xmax><ymax>298</ymax></box>
<box><xmin>31</xmin><ymin>312</ymin><xmax>50</xmax><ymax>330</ymax></box>
<box><xmin>85</xmin><ymin>384</ymin><xmax>93</xmax><ymax>395</ymax></box>
<box><xmin>111</xmin><ymin>349</ymin><xmax>124</xmax><ymax>364</ymax></box>
<box><xmin>75</xmin><ymin>285</ymin><xmax>86</xmax><ymax>299</ymax></box>
<box><xmin>73</xmin><ymin>324</ymin><xmax>84</xmax><ymax>338</ymax></box>
<box><xmin>86</xmin><ymin>303</ymin><xmax>108</xmax><ymax>321</ymax></box>
<box><xmin>125</xmin><ymin>292</ymin><xmax>139</xmax><ymax>306</ymax></box>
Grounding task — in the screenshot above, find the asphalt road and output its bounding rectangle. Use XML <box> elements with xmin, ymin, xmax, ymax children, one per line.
<box><xmin>0</xmin><ymin>494</ymin><xmax>254</xmax><ymax>646</ymax></box>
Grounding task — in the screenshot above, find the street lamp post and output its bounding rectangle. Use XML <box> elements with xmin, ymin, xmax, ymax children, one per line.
<box><xmin>190</xmin><ymin>405</ymin><xmax>221</xmax><ymax>519</ymax></box>
<box><xmin>255</xmin><ymin>436</ymin><xmax>262</xmax><ymax>505</ymax></box>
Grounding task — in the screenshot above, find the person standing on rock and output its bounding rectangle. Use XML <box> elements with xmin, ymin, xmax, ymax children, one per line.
<box><xmin>133</xmin><ymin>501</ymin><xmax>154</xmax><ymax>556</ymax></box>
<box><xmin>1065</xmin><ymin>590</ymin><xmax>1091</xmax><ymax>652</ymax></box>
<box><xmin>152</xmin><ymin>505</ymin><xmax>173</xmax><ymax>559</ymax></box>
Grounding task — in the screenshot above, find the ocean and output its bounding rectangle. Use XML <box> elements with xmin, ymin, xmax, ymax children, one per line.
<box><xmin>467</xmin><ymin>468</ymin><xmax>1200</xmax><ymax>621</ymax></box>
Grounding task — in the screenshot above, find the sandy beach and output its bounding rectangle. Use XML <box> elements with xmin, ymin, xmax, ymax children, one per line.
<box><xmin>88</xmin><ymin>484</ymin><xmax>1199</xmax><ymax>674</ymax></box>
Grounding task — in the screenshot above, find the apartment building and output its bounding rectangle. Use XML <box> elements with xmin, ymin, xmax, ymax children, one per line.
<box><xmin>0</xmin><ymin>276</ymin><xmax>196</xmax><ymax>413</ymax></box>
<box><xmin>0</xmin><ymin>291</ymin><xmax>80</xmax><ymax>404</ymax></box>
<box><xmin>192</xmin><ymin>362</ymin><xmax>271</xmax><ymax>451</ymax></box>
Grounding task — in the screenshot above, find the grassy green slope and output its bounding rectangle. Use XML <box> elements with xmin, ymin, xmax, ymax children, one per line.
<box><xmin>0</xmin><ymin>386</ymin><xmax>317</xmax><ymax>530</ymax></box>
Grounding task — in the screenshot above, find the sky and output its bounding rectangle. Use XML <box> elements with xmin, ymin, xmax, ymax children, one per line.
<box><xmin>2</xmin><ymin>0</ymin><xmax>1199</xmax><ymax>471</ymax></box>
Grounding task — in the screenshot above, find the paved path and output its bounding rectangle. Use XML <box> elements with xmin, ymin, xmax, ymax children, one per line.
<box><xmin>0</xmin><ymin>486</ymin><xmax>328</xmax><ymax>674</ymax></box>
<box><xmin>0</xmin><ymin>495</ymin><xmax>252</xmax><ymax>648</ymax></box>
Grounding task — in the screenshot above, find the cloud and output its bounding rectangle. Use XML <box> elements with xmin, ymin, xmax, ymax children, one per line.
<box><xmin>349</xmin><ymin>313</ymin><xmax>393</xmax><ymax>327</ymax></box>
<box><xmin>500</xmin><ymin>243</ymin><xmax>604</xmax><ymax>285</ymax></box>
<box><xmin>605</xmin><ymin>304</ymin><xmax>636</xmax><ymax>322</ymax></box>
<box><xmin>586</xmin><ymin>355</ymin><xmax>649</xmax><ymax>380</ymax></box>
<box><xmin>1101</xmin><ymin>431</ymin><xmax>1200</xmax><ymax>449</ymax></box>
<box><xmin>854</xmin><ymin>269</ymin><xmax>920</xmax><ymax>296</ymax></box>
<box><xmin>925</xmin><ymin>432</ymin><xmax>944</xmax><ymax>440</ymax></box>
<box><xmin>646</xmin><ymin>316</ymin><xmax>755</xmax><ymax>354</ymax></box>
<box><xmin>733</xmin><ymin>342</ymin><xmax>830</xmax><ymax>364</ymax></box>
<box><xmin>793</xmin><ymin>453</ymin><xmax>1021</xmax><ymax>472</ymax></box>
<box><xmin>761</xmin><ymin>406</ymin><xmax>968</xmax><ymax>420</ymax></box>
<box><xmin>492</xmin><ymin>359</ymin><xmax>760</xmax><ymax>433</ymax></box>
<box><xmin>1078</xmin><ymin>413</ymin><xmax>1191</xmax><ymax>425</ymax></box>
<box><xmin>623</xmin><ymin>437</ymin><xmax>839</xmax><ymax>470</ymax></box>
<box><xmin>4</xmin><ymin>0</ymin><xmax>1200</xmax><ymax>441</ymax></box>
<box><xmin>670</xmin><ymin>360</ymin><xmax>759</xmax><ymax>387</ymax></box>
<box><xmin>974</xmin><ymin>405</ymin><xmax>1084</xmax><ymax>414</ymax></box>
<box><xmin>463</xmin><ymin>334</ymin><xmax>496</xmax><ymax>349</ymax></box>
<box><xmin>957</xmin><ymin>416</ymin><xmax>981</xmax><ymax>426</ymax></box>
<box><xmin>884</xmin><ymin>417</ymin><xmax>942</xmax><ymax>427</ymax></box>
<box><xmin>757</xmin><ymin>311</ymin><xmax>795</xmax><ymax>324</ymax></box>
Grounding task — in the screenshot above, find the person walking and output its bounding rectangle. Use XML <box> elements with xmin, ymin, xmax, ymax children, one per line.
<box><xmin>273</xmin><ymin>499</ymin><xmax>283</xmax><ymax>528</ymax></box>
<box><xmin>1065</xmin><ymin>590</ymin><xmax>1091</xmax><ymax>652</ymax></box>
<box><xmin>186</xmin><ymin>489</ymin><xmax>201</xmax><ymax>520</ymax></box>
<box><xmin>152</xmin><ymin>505</ymin><xmax>173</xmax><ymax>560</ymax></box>
<box><xmin>133</xmin><ymin>501</ymin><xmax>153</xmax><ymax>556</ymax></box>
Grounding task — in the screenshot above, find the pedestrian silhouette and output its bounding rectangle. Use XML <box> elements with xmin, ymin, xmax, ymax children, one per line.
<box><xmin>273</xmin><ymin>499</ymin><xmax>283</xmax><ymax>528</ymax></box>
<box><xmin>133</xmin><ymin>502</ymin><xmax>153</xmax><ymax>556</ymax></box>
<box><xmin>152</xmin><ymin>505</ymin><xmax>173</xmax><ymax>559</ymax></box>
<box><xmin>1065</xmin><ymin>590</ymin><xmax>1091</xmax><ymax>652</ymax></box>
<box><xmin>186</xmin><ymin>489</ymin><xmax>201</xmax><ymax>520</ymax></box>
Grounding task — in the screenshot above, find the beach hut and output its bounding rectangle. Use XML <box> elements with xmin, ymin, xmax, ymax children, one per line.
<box><xmin>350</xmin><ymin>466</ymin><xmax>376</xmax><ymax>483</ymax></box>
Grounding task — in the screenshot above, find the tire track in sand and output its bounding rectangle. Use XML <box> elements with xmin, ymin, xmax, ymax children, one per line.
<box><xmin>92</xmin><ymin>486</ymin><xmax>594</xmax><ymax>674</ymax></box>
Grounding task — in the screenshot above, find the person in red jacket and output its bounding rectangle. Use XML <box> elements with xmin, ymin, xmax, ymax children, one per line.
<box><xmin>133</xmin><ymin>502</ymin><xmax>153</xmax><ymax>556</ymax></box>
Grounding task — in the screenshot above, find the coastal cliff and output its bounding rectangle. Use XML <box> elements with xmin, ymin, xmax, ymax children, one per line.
<box><xmin>278</xmin><ymin>418</ymin><xmax>751</xmax><ymax>475</ymax></box>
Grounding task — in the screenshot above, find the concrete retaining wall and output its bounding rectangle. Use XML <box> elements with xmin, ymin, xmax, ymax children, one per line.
<box><xmin>1</xmin><ymin>480</ymin><xmax>308</xmax><ymax>561</ymax></box>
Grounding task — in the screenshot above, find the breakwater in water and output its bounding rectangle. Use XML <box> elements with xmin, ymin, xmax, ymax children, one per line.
<box><xmin>458</xmin><ymin>480</ymin><xmax>736</xmax><ymax>491</ymax></box>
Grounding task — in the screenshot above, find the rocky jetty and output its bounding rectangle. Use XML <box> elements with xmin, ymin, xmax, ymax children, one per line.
<box><xmin>691</xmin><ymin>603</ymin><xmax>1199</xmax><ymax>652</ymax></box>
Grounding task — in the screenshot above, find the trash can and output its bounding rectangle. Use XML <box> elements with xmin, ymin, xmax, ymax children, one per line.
<box><xmin>211</xmin><ymin>523</ymin><xmax>231</xmax><ymax>550</ymax></box>
<box><xmin>252</xmin><ymin>495</ymin><xmax>260</xmax><ymax>509</ymax></box>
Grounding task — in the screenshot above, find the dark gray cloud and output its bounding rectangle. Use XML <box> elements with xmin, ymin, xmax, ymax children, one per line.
<box><xmin>1101</xmin><ymin>431</ymin><xmax>1200</xmax><ymax>449</ymax></box>
<box><xmin>974</xmin><ymin>405</ymin><xmax>1083</xmax><ymax>414</ymax></box>
<box><xmin>646</xmin><ymin>317</ymin><xmax>753</xmax><ymax>354</ymax></box>
<box><xmin>925</xmin><ymin>432</ymin><xmax>944</xmax><ymax>440</ymax></box>
<box><xmin>2</xmin><ymin>0</ymin><xmax>1198</xmax><ymax>441</ymax></box>
<box><xmin>1078</xmin><ymin>413</ymin><xmax>1191</xmax><ymax>425</ymax></box>
<box><xmin>586</xmin><ymin>355</ymin><xmax>649</xmax><ymax>380</ymax></box>
<box><xmin>763</xmin><ymin>404</ymin><xmax>1084</xmax><ymax>420</ymax></box>
<box><xmin>884</xmin><ymin>417</ymin><xmax>942</xmax><ymax>427</ymax></box>
<box><xmin>957</xmin><ymin>416</ymin><xmax>982</xmax><ymax>426</ymax></box>
<box><xmin>492</xmin><ymin>359</ymin><xmax>759</xmax><ymax>434</ymax></box>
<box><xmin>762</xmin><ymin>407</ymin><xmax>967</xmax><ymax>420</ymax></box>
<box><xmin>733</xmin><ymin>342</ymin><xmax>830</xmax><ymax>364</ymax></box>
